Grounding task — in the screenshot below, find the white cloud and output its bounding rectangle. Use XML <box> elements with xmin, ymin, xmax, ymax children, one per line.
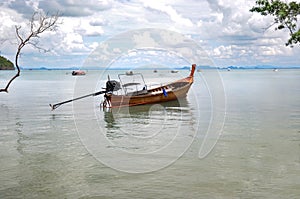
<box><xmin>212</xmin><ymin>45</ymin><xmax>233</xmax><ymax>59</ymax></box>
<box><xmin>60</xmin><ymin>32</ymin><xmax>87</xmax><ymax>53</ymax></box>
<box><xmin>132</xmin><ymin>31</ymin><xmax>159</xmax><ymax>48</ymax></box>
<box><xmin>0</xmin><ymin>0</ymin><xmax>298</xmax><ymax>68</ymax></box>
<box><xmin>74</xmin><ymin>20</ymin><xmax>104</xmax><ymax>37</ymax></box>
<box><xmin>143</xmin><ymin>1</ymin><xmax>193</xmax><ymax>27</ymax></box>
<box><xmin>37</xmin><ymin>0</ymin><xmax>113</xmax><ymax>17</ymax></box>
<box><xmin>90</xmin><ymin>18</ymin><xmax>107</xmax><ymax>26</ymax></box>
<box><xmin>0</xmin><ymin>7</ymin><xmax>27</xmax><ymax>39</ymax></box>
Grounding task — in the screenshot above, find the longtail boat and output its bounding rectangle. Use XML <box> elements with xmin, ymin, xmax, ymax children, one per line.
<box><xmin>102</xmin><ymin>64</ymin><xmax>196</xmax><ymax>108</ymax></box>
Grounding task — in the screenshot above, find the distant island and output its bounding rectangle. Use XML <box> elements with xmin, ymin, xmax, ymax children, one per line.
<box><xmin>0</xmin><ymin>55</ymin><xmax>14</xmax><ymax>70</ymax></box>
<box><xmin>13</xmin><ymin>65</ymin><xmax>300</xmax><ymax>71</ymax></box>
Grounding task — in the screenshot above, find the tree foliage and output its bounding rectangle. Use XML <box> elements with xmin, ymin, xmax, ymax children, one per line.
<box><xmin>0</xmin><ymin>55</ymin><xmax>14</xmax><ymax>70</ymax></box>
<box><xmin>250</xmin><ymin>0</ymin><xmax>300</xmax><ymax>47</ymax></box>
<box><xmin>0</xmin><ymin>11</ymin><xmax>60</xmax><ymax>93</ymax></box>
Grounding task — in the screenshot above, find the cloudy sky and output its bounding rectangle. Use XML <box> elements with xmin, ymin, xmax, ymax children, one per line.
<box><xmin>0</xmin><ymin>0</ymin><xmax>299</xmax><ymax>68</ymax></box>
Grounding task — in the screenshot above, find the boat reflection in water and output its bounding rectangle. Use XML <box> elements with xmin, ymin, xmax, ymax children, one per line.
<box><xmin>98</xmin><ymin>98</ymin><xmax>197</xmax><ymax>154</ymax></box>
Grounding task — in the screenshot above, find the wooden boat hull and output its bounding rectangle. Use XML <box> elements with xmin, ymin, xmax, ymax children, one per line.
<box><xmin>103</xmin><ymin>64</ymin><xmax>195</xmax><ymax>108</ymax></box>
<box><xmin>109</xmin><ymin>82</ymin><xmax>192</xmax><ymax>107</ymax></box>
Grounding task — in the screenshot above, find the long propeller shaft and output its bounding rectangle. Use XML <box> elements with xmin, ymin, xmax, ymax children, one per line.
<box><xmin>49</xmin><ymin>90</ymin><xmax>106</xmax><ymax>110</ymax></box>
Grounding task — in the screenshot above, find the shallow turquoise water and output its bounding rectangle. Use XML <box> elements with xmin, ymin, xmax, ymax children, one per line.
<box><xmin>0</xmin><ymin>69</ymin><xmax>299</xmax><ymax>198</ymax></box>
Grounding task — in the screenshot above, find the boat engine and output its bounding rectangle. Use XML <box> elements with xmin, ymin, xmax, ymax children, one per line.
<box><xmin>105</xmin><ymin>80</ymin><xmax>121</xmax><ymax>93</ymax></box>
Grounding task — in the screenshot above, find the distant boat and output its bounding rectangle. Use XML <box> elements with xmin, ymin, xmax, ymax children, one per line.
<box><xmin>101</xmin><ymin>64</ymin><xmax>196</xmax><ymax>108</ymax></box>
<box><xmin>153</xmin><ymin>69</ymin><xmax>158</xmax><ymax>73</ymax></box>
<box><xmin>126</xmin><ymin>71</ymin><xmax>133</xmax><ymax>75</ymax></box>
<box><xmin>72</xmin><ymin>70</ymin><xmax>86</xmax><ymax>76</ymax></box>
<box><xmin>273</xmin><ymin>68</ymin><xmax>279</xmax><ymax>72</ymax></box>
<box><xmin>171</xmin><ymin>70</ymin><xmax>179</xmax><ymax>73</ymax></box>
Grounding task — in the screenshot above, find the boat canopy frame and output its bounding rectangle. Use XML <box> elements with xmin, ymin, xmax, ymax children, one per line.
<box><xmin>118</xmin><ymin>73</ymin><xmax>147</xmax><ymax>96</ymax></box>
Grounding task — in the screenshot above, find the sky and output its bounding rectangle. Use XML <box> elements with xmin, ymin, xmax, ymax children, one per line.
<box><xmin>0</xmin><ymin>0</ymin><xmax>299</xmax><ymax>68</ymax></box>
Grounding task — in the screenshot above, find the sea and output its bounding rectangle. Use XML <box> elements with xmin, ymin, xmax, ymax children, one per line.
<box><xmin>0</xmin><ymin>69</ymin><xmax>299</xmax><ymax>199</ymax></box>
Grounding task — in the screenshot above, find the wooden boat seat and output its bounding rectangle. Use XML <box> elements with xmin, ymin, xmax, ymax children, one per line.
<box><xmin>122</xmin><ymin>82</ymin><xmax>141</xmax><ymax>87</ymax></box>
<box><xmin>126</xmin><ymin>89</ymin><xmax>148</xmax><ymax>96</ymax></box>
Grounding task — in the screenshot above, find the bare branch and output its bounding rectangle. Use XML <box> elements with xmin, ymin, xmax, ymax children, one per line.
<box><xmin>262</xmin><ymin>21</ymin><xmax>277</xmax><ymax>32</ymax></box>
<box><xmin>30</xmin><ymin>12</ymin><xmax>36</xmax><ymax>33</ymax></box>
<box><xmin>28</xmin><ymin>41</ymin><xmax>50</xmax><ymax>53</ymax></box>
<box><xmin>15</xmin><ymin>25</ymin><xmax>23</xmax><ymax>44</ymax></box>
<box><xmin>0</xmin><ymin>11</ymin><xmax>61</xmax><ymax>93</ymax></box>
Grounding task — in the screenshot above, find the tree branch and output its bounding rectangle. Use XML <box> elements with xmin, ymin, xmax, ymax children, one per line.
<box><xmin>0</xmin><ymin>11</ymin><xmax>60</xmax><ymax>93</ymax></box>
<box><xmin>250</xmin><ymin>0</ymin><xmax>300</xmax><ymax>47</ymax></box>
